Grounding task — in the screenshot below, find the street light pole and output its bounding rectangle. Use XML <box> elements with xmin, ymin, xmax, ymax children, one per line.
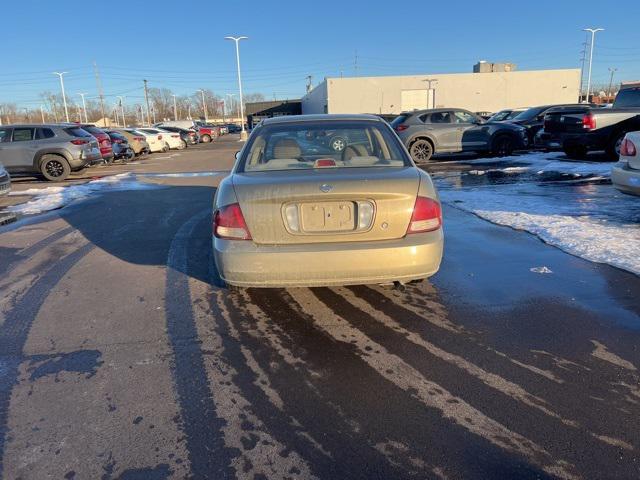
<box><xmin>225</xmin><ymin>36</ymin><xmax>248</xmax><ymax>140</ymax></box>
<box><xmin>607</xmin><ymin>67</ymin><xmax>618</xmax><ymax>99</ymax></box>
<box><xmin>78</xmin><ymin>93</ymin><xmax>88</xmax><ymax>123</ymax></box>
<box><xmin>583</xmin><ymin>28</ymin><xmax>604</xmax><ymax>103</ymax></box>
<box><xmin>198</xmin><ymin>89</ymin><xmax>208</xmax><ymax>121</ymax></box>
<box><xmin>172</xmin><ymin>94</ymin><xmax>178</xmax><ymax>121</ymax></box>
<box><xmin>423</xmin><ymin>78</ymin><xmax>438</xmax><ymax>109</ymax></box>
<box><xmin>53</xmin><ymin>71</ymin><xmax>70</xmax><ymax>122</ymax></box>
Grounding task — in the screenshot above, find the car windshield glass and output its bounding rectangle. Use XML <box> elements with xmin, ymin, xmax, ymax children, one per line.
<box><xmin>489</xmin><ymin>111</ymin><xmax>509</xmax><ymax>121</ymax></box>
<box><xmin>613</xmin><ymin>88</ymin><xmax>640</xmax><ymax>108</ymax></box>
<box><xmin>511</xmin><ymin>107</ymin><xmax>545</xmax><ymax>121</ymax></box>
<box><xmin>64</xmin><ymin>127</ymin><xmax>93</xmax><ymax>138</ymax></box>
<box><xmin>240</xmin><ymin>121</ymin><xmax>409</xmax><ymax>172</ymax></box>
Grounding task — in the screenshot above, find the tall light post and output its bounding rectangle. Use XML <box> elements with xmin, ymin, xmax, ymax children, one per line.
<box><xmin>53</xmin><ymin>71</ymin><xmax>69</xmax><ymax>122</ymax></box>
<box><xmin>197</xmin><ymin>89</ymin><xmax>208</xmax><ymax>121</ymax></box>
<box><xmin>607</xmin><ymin>67</ymin><xmax>618</xmax><ymax>99</ymax></box>
<box><xmin>77</xmin><ymin>93</ymin><xmax>88</xmax><ymax>123</ymax></box>
<box><xmin>225</xmin><ymin>36</ymin><xmax>248</xmax><ymax>140</ymax></box>
<box><xmin>116</xmin><ymin>96</ymin><xmax>126</xmax><ymax>127</ymax></box>
<box><xmin>172</xmin><ymin>94</ymin><xmax>178</xmax><ymax>121</ymax></box>
<box><xmin>583</xmin><ymin>28</ymin><xmax>604</xmax><ymax>103</ymax></box>
<box><xmin>40</xmin><ymin>105</ymin><xmax>46</xmax><ymax>124</ymax></box>
<box><xmin>423</xmin><ymin>78</ymin><xmax>438</xmax><ymax>109</ymax></box>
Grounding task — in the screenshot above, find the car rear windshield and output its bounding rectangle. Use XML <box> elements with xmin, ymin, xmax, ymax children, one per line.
<box><xmin>613</xmin><ymin>88</ymin><xmax>640</xmax><ymax>108</ymax></box>
<box><xmin>82</xmin><ymin>126</ymin><xmax>105</xmax><ymax>136</ymax></box>
<box><xmin>511</xmin><ymin>107</ymin><xmax>546</xmax><ymax>121</ymax></box>
<box><xmin>240</xmin><ymin>121</ymin><xmax>410</xmax><ymax>172</ymax></box>
<box><xmin>390</xmin><ymin>115</ymin><xmax>409</xmax><ymax>128</ymax></box>
<box><xmin>64</xmin><ymin>127</ymin><xmax>93</xmax><ymax>138</ymax></box>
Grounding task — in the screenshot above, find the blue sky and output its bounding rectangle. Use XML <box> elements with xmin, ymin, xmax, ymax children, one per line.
<box><xmin>2</xmin><ymin>0</ymin><xmax>639</xmax><ymax>109</ymax></box>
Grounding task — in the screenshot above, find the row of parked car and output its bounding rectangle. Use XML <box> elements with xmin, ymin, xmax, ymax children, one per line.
<box><xmin>0</xmin><ymin>120</ymin><xmax>242</xmax><ymax>184</ymax></box>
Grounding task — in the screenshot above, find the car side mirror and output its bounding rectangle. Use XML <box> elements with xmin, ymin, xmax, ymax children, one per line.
<box><xmin>235</xmin><ymin>151</ymin><xmax>240</xmax><ymax>160</ymax></box>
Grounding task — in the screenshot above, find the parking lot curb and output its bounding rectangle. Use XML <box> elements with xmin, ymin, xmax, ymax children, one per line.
<box><xmin>0</xmin><ymin>214</ymin><xmax>17</xmax><ymax>226</ymax></box>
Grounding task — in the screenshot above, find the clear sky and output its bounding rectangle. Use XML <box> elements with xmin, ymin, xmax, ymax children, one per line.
<box><xmin>2</xmin><ymin>0</ymin><xmax>639</xmax><ymax>109</ymax></box>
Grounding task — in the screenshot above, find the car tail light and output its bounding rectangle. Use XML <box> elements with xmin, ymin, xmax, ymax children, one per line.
<box><xmin>407</xmin><ymin>197</ymin><xmax>441</xmax><ymax>234</ymax></box>
<box><xmin>134</xmin><ymin>136</ymin><xmax>145</xmax><ymax>141</ymax></box>
<box><xmin>70</xmin><ymin>139</ymin><xmax>88</xmax><ymax>145</ymax></box>
<box><xmin>582</xmin><ymin>113</ymin><xmax>596</xmax><ymax>130</ymax></box>
<box><xmin>188</xmin><ymin>132</ymin><xmax>196</xmax><ymax>137</ymax></box>
<box><xmin>395</xmin><ymin>124</ymin><xmax>409</xmax><ymax>132</ymax></box>
<box><xmin>214</xmin><ymin>203</ymin><xmax>252</xmax><ymax>240</ymax></box>
<box><xmin>157</xmin><ymin>135</ymin><xmax>162</xmax><ymax>140</ymax></box>
<box><xmin>621</xmin><ymin>138</ymin><xmax>637</xmax><ymax>157</ymax></box>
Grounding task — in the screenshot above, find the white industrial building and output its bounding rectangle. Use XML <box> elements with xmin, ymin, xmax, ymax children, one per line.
<box><xmin>302</xmin><ymin>64</ymin><xmax>581</xmax><ymax>115</ymax></box>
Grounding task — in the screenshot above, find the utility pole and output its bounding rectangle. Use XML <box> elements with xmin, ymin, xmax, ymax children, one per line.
<box><xmin>583</xmin><ymin>28</ymin><xmax>604</xmax><ymax>103</ymax></box>
<box><xmin>93</xmin><ymin>62</ymin><xmax>106</xmax><ymax>124</ymax></box>
<box><xmin>607</xmin><ymin>67</ymin><xmax>618</xmax><ymax>99</ymax></box>
<box><xmin>578</xmin><ymin>32</ymin><xmax>589</xmax><ymax>101</ymax></box>
<box><xmin>198</xmin><ymin>89</ymin><xmax>208</xmax><ymax>121</ymax></box>
<box><xmin>143</xmin><ymin>79</ymin><xmax>151</xmax><ymax>127</ymax></box>
<box><xmin>116</xmin><ymin>96</ymin><xmax>126</xmax><ymax>127</ymax></box>
<box><xmin>151</xmin><ymin>105</ymin><xmax>157</xmax><ymax>124</ymax></box>
<box><xmin>53</xmin><ymin>72</ymin><xmax>69</xmax><ymax>122</ymax></box>
<box><xmin>306</xmin><ymin>75</ymin><xmax>313</xmax><ymax>93</ymax></box>
<box><xmin>171</xmin><ymin>94</ymin><xmax>178</xmax><ymax>121</ymax></box>
<box><xmin>40</xmin><ymin>105</ymin><xmax>46</xmax><ymax>123</ymax></box>
<box><xmin>78</xmin><ymin>93</ymin><xmax>88</xmax><ymax>123</ymax></box>
<box><xmin>423</xmin><ymin>78</ymin><xmax>438</xmax><ymax>109</ymax></box>
<box><xmin>225</xmin><ymin>36</ymin><xmax>248</xmax><ymax>140</ymax></box>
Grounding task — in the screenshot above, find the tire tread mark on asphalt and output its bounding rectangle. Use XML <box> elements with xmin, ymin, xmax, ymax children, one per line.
<box><xmin>243</xmin><ymin>288</ymin><xmax>452</xmax><ymax>479</ymax></box>
<box><xmin>0</xmin><ymin>242</ymin><xmax>94</xmax><ymax>477</ymax></box>
<box><xmin>18</xmin><ymin>226</ymin><xmax>76</xmax><ymax>259</ymax></box>
<box><xmin>360</xmin><ymin>285</ymin><xmax>564</xmax><ymax>384</ymax></box>
<box><xmin>288</xmin><ymin>288</ymin><xmax>578</xmax><ymax>480</ymax></box>
<box><xmin>165</xmin><ymin>211</ymin><xmax>237</xmax><ymax>479</ymax></box>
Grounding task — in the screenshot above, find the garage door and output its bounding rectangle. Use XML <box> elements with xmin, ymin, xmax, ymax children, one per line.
<box><xmin>401</xmin><ymin>89</ymin><xmax>431</xmax><ymax>111</ymax></box>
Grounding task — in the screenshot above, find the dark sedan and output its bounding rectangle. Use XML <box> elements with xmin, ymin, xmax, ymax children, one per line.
<box><xmin>506</xmin><ymin>104</ymin><xmax>590</xmax><ymax>145</ymax></box>
<box><xmin>392</xmin><ymin>108</ymin><xmax>528</xmax><ymax>163</ymax></box>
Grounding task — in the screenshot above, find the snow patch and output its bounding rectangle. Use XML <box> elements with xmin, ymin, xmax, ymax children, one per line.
<box><xmin>8</xmin><ymin>173</ymin><xmax>158</xmax><ymax>215</ymax></box>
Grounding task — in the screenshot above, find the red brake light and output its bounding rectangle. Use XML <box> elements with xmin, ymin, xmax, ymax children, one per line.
<box><xmin>157</xmin><ymin>135</ymin><xmax>162</xmax><ymax>140</ymax></box>
<box><xmin>134</xmin><ymin>136</ymin><xmax>145</xmax><ymax>141</ymax></box>
<box><xmin>582</xmin><ymin>113</ymin><xmax>596</xmax><ymax>130</ymax></box>
<box><xmin>70</xmin><ymin>139</ymin><xmax>88</xmax><ymax>145</ymax></box>
<box><xmin>395</xmin><ymin>124</ymin><xmax>409</xmax><ymax>132</ymax></box>
<box><xmin>407</xmin><ymin>197</ymin><xmax>442</xmax><ymax>234</ymax></box>
<box><xmin>214</xmin><ymin>203</ymin><xmax>252</xmax><ymax>240</ymax></box>
<box><xmin>621</xmin><ymin>138</ymin><xmax>637</xmax><ymax>157</ymax></box>
<box><xmin>315</xmin><ymin>158</ymin><xmax>336</xmax><ymax>167</ymax></box>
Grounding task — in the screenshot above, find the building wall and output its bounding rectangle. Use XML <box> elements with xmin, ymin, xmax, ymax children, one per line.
<box><xmin>301</xmin><ymin>80</ymin><xmax>328</xmax><ymax>114</ymax></box>
<box><xmin>303</xmin><ymin>69</ymin><xmax>581</xmax><ymax>115</ymax></box>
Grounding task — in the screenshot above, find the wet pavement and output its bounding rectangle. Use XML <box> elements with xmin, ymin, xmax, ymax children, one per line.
<box><xmin>0</xmin><ymin>138</ymin><xmax>638</xmax><ymax>479</ymax></box>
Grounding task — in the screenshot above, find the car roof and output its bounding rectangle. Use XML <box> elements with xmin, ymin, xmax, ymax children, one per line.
<box><xmin>0</xmin><ymin>123</ymin><xmax>71</xmax><ymax>128</ymax></box>
<box><xmin>401</xmin><ymin>108</ymin><xmax>471</xmax><ymax>116</ymax></box>
<box><xmin>261</xmin><ymin>114</ymin><xmax>383</xmax><ymax>125</ymax></box>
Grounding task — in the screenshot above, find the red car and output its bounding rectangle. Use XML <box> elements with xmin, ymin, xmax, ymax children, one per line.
<box><xmin>79</xmin><ymin>124</ymin><xmax>114</xmax><ymax>163</ymax></box>
<box><xmin>196</xmin><ymin>124</ymin><xmax>220</xmax><ymax>143</ymax></box>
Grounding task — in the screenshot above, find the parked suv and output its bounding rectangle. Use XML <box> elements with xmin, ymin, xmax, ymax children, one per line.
<box><xmin>0</xmin><ymin>124</ymin><xmax>101</xmax><ymax>181</ymax></box>
<box><xmin>392</xmin><ymin>109</ymin><xmax>528</xmax><ymax>163</ymax></box>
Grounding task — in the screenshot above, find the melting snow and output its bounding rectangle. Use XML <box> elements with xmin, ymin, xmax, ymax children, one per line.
<box><xmin>8</xmin><ymin>173</ymin><xmax>159</xmax><ymax>215</ymax></box>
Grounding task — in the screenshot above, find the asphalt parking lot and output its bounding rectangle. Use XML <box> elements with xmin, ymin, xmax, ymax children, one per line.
<box><xmin>0</xmin><ymin>135</ymin><xmax>638</xmax><ymax>479</ymax></box>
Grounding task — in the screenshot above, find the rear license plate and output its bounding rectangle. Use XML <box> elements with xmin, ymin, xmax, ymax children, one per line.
<box><xmin>300</xmin><ymin>201</ymin><xmax>355</xmax><ymax>233</ymax></box>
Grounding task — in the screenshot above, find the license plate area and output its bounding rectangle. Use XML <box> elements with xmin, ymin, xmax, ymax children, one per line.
<box><xmin>300</xmin><ymin>201</ymin><xmax>355</xmax><ymax>233</ymax></box>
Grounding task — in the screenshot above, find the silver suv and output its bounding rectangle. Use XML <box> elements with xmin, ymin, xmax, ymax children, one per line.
<box><xmin>0</xmin><ymin>124</ymin><xmax>101</xmax><ymax>181</ymax></box>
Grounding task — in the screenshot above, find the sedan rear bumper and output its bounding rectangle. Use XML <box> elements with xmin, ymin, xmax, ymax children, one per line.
<box><xmin>213</xmin><ymin>230</ymin><xmax>444</xmax><ymax>287</ymax></box>
<box><xmin>612</xmin><ymin>162</ymin><xmax>640</xmax><ymax>196</ymax></box>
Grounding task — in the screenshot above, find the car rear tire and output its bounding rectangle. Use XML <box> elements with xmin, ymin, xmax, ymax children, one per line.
<box><xmin>201</xmin><ymin>134</ymin><xmax>212</xmax><ymax>143</ymax></box>
<box><xmin>162</xmin><ymin>143</ymin><xmax>170</xmax><ymax>153</ymax></box>
<box><xmin>40</xmin><ymin>154</ymin><xmax>71</xmax><ymax>181</ymax></box>
<box><xmin>606</xmin><ymin>132</ymin><xmax>626</xmax><ymax>161</ymax></box>
<box><xmin>491</xmin><ymin>135</ymin><xmax>515</xmax><ymax>157</ymax></box>
<box><xmin>180</xmin><ymin>139</ymin><xmax>187</xmax><ymax>149</ymax></box>
<box><xmin>563</xmin><ymin>146</ymin><xmax>587</xmax><ymax>160</ymax></box>
<box><xmin>409</xmin><ymin>139</ymin><xmax>434</xmax><ymax>164</ymax></box>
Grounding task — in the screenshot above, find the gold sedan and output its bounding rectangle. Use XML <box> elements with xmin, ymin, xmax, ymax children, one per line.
<box><xmin>213</xmin><ymin>114</ymin><xmax>443</xmax><ymax>288</ymax></box>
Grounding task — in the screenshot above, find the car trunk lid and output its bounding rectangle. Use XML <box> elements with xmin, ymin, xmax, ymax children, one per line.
<box><xmin>232</xmin><ymin>167</ymin><xmax>420</xmax><ymax>245</ymax></box>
